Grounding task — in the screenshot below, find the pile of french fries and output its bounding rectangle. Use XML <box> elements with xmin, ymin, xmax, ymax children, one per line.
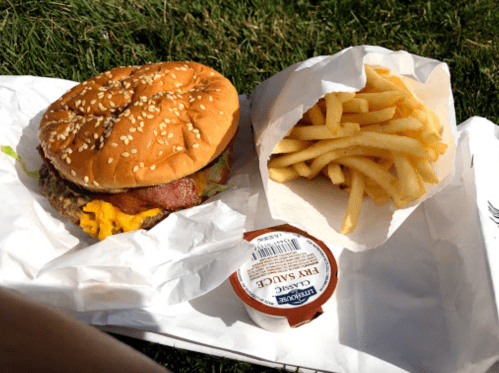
<box><xmin>268</xmin><ymin>65</ymin><xmax>448</xmax><ymax>235</ymax></box>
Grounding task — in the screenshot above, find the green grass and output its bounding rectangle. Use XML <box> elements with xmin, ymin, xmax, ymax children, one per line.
<box><xmin>1</xmin><ymin>0</ymin><xmax>499</xmax><ymax>372</ymax></box>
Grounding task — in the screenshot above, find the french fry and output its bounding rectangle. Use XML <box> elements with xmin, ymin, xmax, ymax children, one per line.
<box><xmin>268</xmin><ymin>131</ymin><xmax>430</xmax><ymax>169</ymax></box>
<box><xmin>341</xmin><ymin>107</ymin><xmax>397</xmax><ymax>125</ymax></box>
<box><xmin>308</xmin><ymin>146</ymin><xmax>390</xmax><ymax>179</ymax></box>
<box><xmin>342</xmin><ymin>98</ymin><xmax>369</xmax><ymax>113</ymax></box>
<box><xmin>286</xmin><ymin>122</ymin><xmax>360</xmax><ymax>140</ymax></box>
<box><xmin>341</xmin><ymin>169</ymin><xmax>365</xmax><ymax>235</ymax></box>
<box><xmin>336</xmin><ymin>92</ymin><xmax>357</xmax><ymax>103</ymax></box>
<box><xmin>307</xmin><ymin>102</ymin><xmax>325</xmax><ymax>126</ymax></box>
<box><xmin>364</xmin><ymin>177</ymin><xmax>390</xmax><ymax>206</ymax></box>
<box><xmin>267</xmin><ymin>64</ymin><xmax>448</xmax><ymax>234</ymax></box>
<box><xmin>428</xmin><ymin>140</ymin><xmax>448</xmax><ymax>156</ymax></box>
<box><xmin>392</xmin><ymin>151</ymin><xmax>425</xmax><ymax>201</ymax></box>
<box><xmin>335</xmin><ymin>156</ymin><xmax>401</xmax><ymax>204</ymax></box>
<box><xmin>272</xmin><ymin>139</ymin><xmax>313</xmax><ymax>154</ymax></box>
<box><xmin>355</xmin><ymin>91</ymin><xmax>405</xmax><ymax>108</ymax></box>
<box><xmin>292</xmin><ymin>161</ymin><xmax>312</xmax><ymax>178</ymax></box>
<box><xmin>269</xmin><ymin>167</ymin><xmax>300</xmax><ymax>183</ymax></box>
<box><xmin>364</xmin><ymin>65</ymin><xmax>407</xmax><ymax>94</ymax></box>
<box><xmin>324</xmin><ymin>92</ymin><xmax>342</xmax><ymax>135</ymax></box>
<box><xmin>411</xmin><ymin>157</ymin><xmax>439</xmax><ymax>184</ymax></box>
<box><xmin>361</xmin><ymin>116</ymin><xmax>423</xmax><ymax>133</ymax></box>
<box><xmin>326</xmin><ymin>163</ymin><xmax>345</xmax><ymax>184</ymax></box>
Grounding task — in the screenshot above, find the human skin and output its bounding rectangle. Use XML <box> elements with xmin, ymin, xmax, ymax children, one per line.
<box><xmin>0</xmin><ymin>287</ymin><xmax>171</xmax><ymax>373</ymax></box>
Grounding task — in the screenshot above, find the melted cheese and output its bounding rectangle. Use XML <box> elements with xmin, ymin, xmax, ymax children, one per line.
<box><xmin>80</xmin><ymin>200</ymin><xmax>162</xmax><ymax>241</ymax></box>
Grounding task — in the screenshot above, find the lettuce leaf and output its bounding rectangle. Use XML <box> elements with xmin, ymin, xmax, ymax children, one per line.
<box><xmin>1</xmin><ymin>145</ymin><xmax>40</xmax><ymax>178</ymax></box>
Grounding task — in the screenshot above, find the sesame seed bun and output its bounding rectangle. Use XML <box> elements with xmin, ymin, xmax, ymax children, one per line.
<box><xmin>38</xmin><ymin>61</ymin><xmax>240</xmax><ymax>192</ymax></box>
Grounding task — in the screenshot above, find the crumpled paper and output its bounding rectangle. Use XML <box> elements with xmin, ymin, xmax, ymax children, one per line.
<box><xmin>1</xmin><ymin>65</ymin><xmax>499</xmax><ymax>373</ymax></box>
<box><xmin>85</xmin><ymin>116</ymin><xmax>499</xmax><ymax>373</ymax></box>
<box><xmin>250</xmin><ymin>45</ymin><xmax>457</xmax><ymax>251</ymax></box>
<box><xmin>0</xmin><ymin>75</ymin><xmax>262</xmax><ymax>312</ymax></box>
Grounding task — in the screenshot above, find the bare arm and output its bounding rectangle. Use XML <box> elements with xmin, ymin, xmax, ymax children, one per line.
<box><xmin>0</xmin><ymin>287</ymin><xmax>171</xmax><ymax>373</ymax></box>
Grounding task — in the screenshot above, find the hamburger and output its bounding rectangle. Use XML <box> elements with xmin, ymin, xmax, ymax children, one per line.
<box><xmin>37</xmin><ymin>61</ymin><xmax>240</xmax><ymax>240</ymax></box>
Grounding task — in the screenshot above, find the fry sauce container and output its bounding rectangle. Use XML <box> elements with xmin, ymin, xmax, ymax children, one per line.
<box><xmin>230</xmin><ymin>224</ymin><xmax>338</xmax><ymax>332</ymax></box>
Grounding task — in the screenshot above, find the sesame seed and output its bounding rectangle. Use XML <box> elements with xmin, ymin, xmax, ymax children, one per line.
<box><xmin>66</xmin><ymin>157</ymin><xmax>71</xmax><ymax>164</ymax></box>
<box><xmin>200</xmin><ymin>105</ymin><xmax>206</xmax><ymax>110</ymax></box>
<box><xmin>210</xmin><ymin>72</ymin><xmax>215</xmax><ymax>76</ymax></box>
<box><xmin>209</xmin><ymin>96</ymin><xmax>213</xmax><ymax>101</ymax></box>
<box><xmin>172</xmin><ymin>73</ymin><xmax>176</xmax><ymax>79</ymax></box>
<box><xmin>219</xmin><ymin>111</ymin><xmax>224</xmax><ymax>115</ymax></box>
<box><xmin>133</xmin><ymin>166</ymin><xmax>139</xmax><ymax>172</ymax></box>
<box><xmin>196</xmin><ymin>134</ymin><xmax>201</xmax><ymax>139</ymax></box>
<box><xmin>93</xmin><ymin>181</ymin><xmax>99</xmax><ymax>187</ymax></box>
<box><xmin>158</xmin><ymin>139</ymin><xmax>164</xmax><ymax>145</ymax></box>
<box><xmin>71</xmin><ymin>170</ymin><xmax>76</xmax><ymax>176</ymax></box>
<box><xmin>161</xmin><ymin>131</ymin><xmax>167</xmax><ymax>135</ymax></box>
<box><xmin>93</xmin><ymin>133</ymin><xmax>99</xmax><ymax>139</ymax></box>
<box><xmin>90</xmin><ymin>100</ymin><xmax>96</xmax><ymax>105</ymax></box>
<box><xmin>139</xmin><ymin>162</ymin><xmax>144</xmax><ymax>168</ymax></box>
<box><xmin>108</xmin><ymin>158</ymin><xmax>113</xmax><ymax>164</ymax></box>
<box><xmin>192</xmin><ymin>143</ymin><xmax>199</xmax><ymax>148</ymax></box>
<box><xmin>147</xmin><ymin>114</ymin><xmax>153</xmax><ymax>119</ymax></box>
<box><xmin>176</xmin><ymin>146</ymin><xmax>183</xmax><ymax>151</ymax></box>
<box><xmin>158</xmin><ymin>151</ymin><xmax>163</xmax><ymax>156</ymax></box>
<box><xmin>122</xmin><ymin>152</ymin><xmax>130</xmax><ymax>157</ymax></box>
<box><xmin>111</xmin><ymin>142</ymin><xmax>118</xmax><ymax>147</ymax></box>
<box><xmin>164</xmin><ymin>118</ymin><xmax>170</xmax><ymax>124</ymax></box>
<box><xmin>129</xmin><ymin>127</ymin><xmax>136</xmax><ymax>132</ymax></box>
<box><xmin>131</xmin><ymin>149</ymin><xmax>137</xmax><ymax>153</ymax></box>
<box><xmin>137</xmin><ymin>127</ymin><xmax>143</xmax><ymax>132</ymax></box>
<box><xmin>139</xmin><ymin>121</ymin><xmax>144</xmax><ymax>127</ymax></box>
<box><xmin>150</xmin><ymin>165</ymin><xmax>156</xmax><ymax>170</ymax></box>
<box><xmin>84</xmin><ymin>176</ymin><xmax>89</xmax><ymax>183</ymax></box>
<box><xmin>98</xmin><ymin>92</ymin><xmax>105</xmax><ymax>99</ymax></box>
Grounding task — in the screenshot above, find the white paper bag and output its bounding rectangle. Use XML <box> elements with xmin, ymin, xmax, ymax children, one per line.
<box><xmin>250</xmin><ymin>45</ymin><xmax>457</xmax><ymax>251</ymax></box>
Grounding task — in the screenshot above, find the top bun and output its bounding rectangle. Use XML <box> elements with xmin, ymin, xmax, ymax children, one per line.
<box><xmin>38</xmin><ymin>61</ymin><xmax>240</xmax><ymax>192</ymax></box>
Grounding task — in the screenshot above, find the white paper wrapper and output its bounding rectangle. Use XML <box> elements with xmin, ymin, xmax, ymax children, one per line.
<box><xmin>1</xmin><ymin>75</ymin><xmax>499</xmax><ymax>373</ymax></box>
<box><xmin>89</xmin><ymin>116</ymin><xmax>499</xmax><ymax>373</ymax></box>
<box><xmin>0</xmin><ymin>75</ymin><xmax>264</xmax><ymax>312</ymax></box>
<box><xmin>250</xmin><ymin>45</ymin><xmax>458</xmax><ymax>251</ymax></box>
